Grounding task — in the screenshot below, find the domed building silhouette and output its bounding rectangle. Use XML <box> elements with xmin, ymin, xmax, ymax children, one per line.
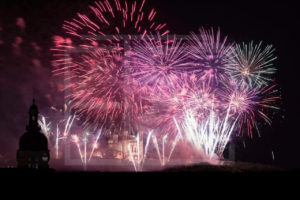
<box><xmin>17</xmin><ymin>99</ymin><xmax>50</xmax><ymax>169</ymax></box>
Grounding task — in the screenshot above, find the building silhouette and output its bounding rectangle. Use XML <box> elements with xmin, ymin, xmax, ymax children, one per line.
<box><xmin>17</xmin><ymin>99</ymin><xmax>50</xmax><ymax>169</ymax></box>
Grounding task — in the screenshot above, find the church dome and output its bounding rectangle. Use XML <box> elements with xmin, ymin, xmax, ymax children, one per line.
<box><xmin>19</xmin><ymin>131</ymin><xmax>48</xmax><ymax>151</ymax></box>
<box><xmin>18</xmin><ymin>99</ymin><xmax>49</xmax><ymax>151</ymax></box>
<box><xmin>17</xmin><ymin>99</ymin><xmax>50</xmax><ymax>169</ymax></box>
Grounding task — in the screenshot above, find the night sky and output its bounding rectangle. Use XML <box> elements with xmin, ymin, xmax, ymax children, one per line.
<box><xmin>0</xmin><ymin>0</ymin><xmax>299</xmax><ymax>169</ymax></box>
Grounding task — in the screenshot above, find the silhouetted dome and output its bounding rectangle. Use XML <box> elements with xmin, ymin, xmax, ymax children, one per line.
<box><xmin>18</xmin><ymin>99</ymin><xmax>48</xmax><ymax>151</ymax></box>
<box><xmin>17</xmin><ymin>99</ymin><xmax>50</xmax><ymax>169</ymax></box>
<box><xmin>19</xmin><ymin>131</ymin><xmax>48</xmax><ymax>151</ymax></box>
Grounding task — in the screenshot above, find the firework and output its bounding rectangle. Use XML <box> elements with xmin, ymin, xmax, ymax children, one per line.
<box><xmin>175</xmin><ymin>106</ymin><xmax>239</xmax><ymax>160</ymax></box>
<box><xmin>140</xmin><ymin>130</ymin><xmax>153</xmax><ymax>168</ymax></box>
<box><xmin>127</xmin><ymin>143</ymin><xmax>138</xmax><ymax>171</ymax></box>
<box><xmin>52</xmin><ymin>0</ymin><xmax>169</xmax><ymax>133</ymax></box>
<box><xmin>187</xmin><ymin>27</ymin><xmax>235</xmax><ymax>85</ymax></box>
<box><xmin>166</xmin><ymin>131</ymin><xmax>181</xmax><ymax>162</ymax></box>
<box><xmin>151</xmin><ymin>134</ymin><xmax>169</xmax><ymax>166</ymax></box>
<box><xmin>51</xmin><ymin>1</ymin><xmax>281</xmax><ymax>166</ymax></box>
<box><xmin>127</xmin><ymin>133</ymin><xmax>141</xmax><ymax>172</ymax></box>
<box><xmin>88</xmin><ymin>128</ymin><xmax>103</xmax><ymax>162</ymax></box>
<box><xmin>127</xmin><ymin>130</ymin><xmax>181</xmax><ymax>171</ymax></box>
<box><xmin>139</xmin><ymin>73</ymin><xmax>216</xmax><ymax>137</ymax></box>
<box><xmin>228</xmin><ymin>41</ymin><xmax>277</xmax><ymax>87</ymax></box>
<box><xmin>127</xmin><ymin>130</ymin><xmax>154</xmax><ymax>171</ymax></box>
<box><xmin>71</xmin><ymin>130</ymin><xmax>104</xmax><ymax>168</ymax></box>
<box><xmin>53</xmin><ymin>0</ymin><xmax>169</xmax><ymax>71</ymax></box>
<box><xmin>127</xmin><ymin>33</ymin><xmax>189</xmax><ymax>93</ymax></box>
<box><xmin>71</xmin><ymin>135</ymin><xmax>84</xmax><ymax>163</ymax></box>
<box><xmin>220</xmin><ymin>83</ymin><xmax>280</xmax><ymax>137</ymax></box>
<box><xmin>60</xmin><ymin>50</ymin><xmax>144</xmax><ymax>132</ymax></box>
<box><xmin>39</xmin><ymin>115</ymin><xmax>51</xmax><ymax>139</ymax></box>
<box><xmin>39</xmin><ymin>114</ymin><xmax>76</xmax><ymax>159</ymax></box>
<box><xmin>61</xmin><ymin>0</ymin><xmax>169</xmax><ymax>46</ymax></box>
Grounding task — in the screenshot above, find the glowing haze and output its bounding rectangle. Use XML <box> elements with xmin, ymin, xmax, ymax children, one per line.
<box><xmin>48</xmin><ymin>0</ymin><xmax>281</xmax><ymax>171</ymax></box>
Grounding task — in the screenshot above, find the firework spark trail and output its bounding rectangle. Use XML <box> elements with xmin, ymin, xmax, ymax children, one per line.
<box><xmin>137</xmin><ymin>133</ymin><xmax>140</xmax><ymax>165</ymax></box>
<box><xmin>141</xmin><ymin>130</ymin><xmax>153</xmax><ymax>169</ymax></box>
<box><xmin>271</xmin><ymin>151</ymin><xmax>275</xmax><ymax>160</ymax></box>
<box><xmin>68</xmin><ymin>128</ymin><xmax>107</xmax><ymax>168</ymax></box>
<box><xmin>64</xmin><ymin>115</ymin><xmax>76</xmax><ymax>137</ymax></box>
<box><xmin>177</xmin><ymin>106</ymin><xmax>239</xmax><ymax>159</ymax></box>
<box><xmin>128</xmin><ymin>130</ymin><xmax>178</xmax><ymax>171</ymax></box>
<box><xmin>162</xmin><ymin>134</ymin><xmax>168</xmax><ymax>165</ymax></box>
<box><xmin>127</xmin><ymin>143</ymin><xmax>138</xmax><ymax>172</ymax></box>
<box><xmin>56</xmin><ymin>115</ymin><xmax>76</xmax><ymax>158</ymax></box>
<box><xmin>88</xmin><ymin>128</ymin><xmax>103</xmax><ymax>162</ymax></box>
<box><xmin>151</xmin><ymin>134</ymin><xmax>169</xmax><ymax>166</ymax></box>
<box><xmin>83</xmin><ymin>134</ymin><xmax>88</xmax><ymax>169</ymax></box>
<box><xmin>228</xmin><ymin>41</ymin><xmax>277</xmax><ymax>88</ymax></box>
<box><xmin>56</xmin><ymin>125</ymin><xmax>59</xmax><ymax>159</ymax></box>
<box><xmin>39</xmin><ymin>114</ymin><xmax>77</xmax><ymax>159</ymax></box>
<box><xmin>173</xmin><ymin>117</ymin><xmax>183</xmax><ymax>139</ymax></box>
<box><xmin>128</xmin><ymin>131</ymin><xmax>153</xmax><ymax>171</ymax></box>
<box><xmin>39</xmin><ymin>116</ymin><xmax>51</xmax><ymax>138</ymax></box>
<box><xmin>71</xmin><ymin>132</ymin><xmax>93</xmax><ymax>168</ymax></box>
<box><xmin>216</xmin><ymin>104</ymin><xmax>240</xmax><ymax>156</ymax></box>
<box><xmin>72</xmin><ymin>135</ymin><xmax>84</xmax><ymax>163</ymax></box>
<box><xmin>151</xmin><ymin>135</ymin><xmax>162</xmax><ymax>165</ymax></box>
<box><xmin>167</xmin><ymin>127</ymin><xmax>182</xmax><ymax>162</ymax></box>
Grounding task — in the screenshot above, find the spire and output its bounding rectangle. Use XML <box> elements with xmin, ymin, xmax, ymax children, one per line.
<box><xmin>26</xmin><ymin>98</ymin><xmax>41</xmax><ymax>133</ymax></box>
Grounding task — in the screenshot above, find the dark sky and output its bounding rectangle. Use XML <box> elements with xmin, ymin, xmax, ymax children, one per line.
<box><xmin>0</xmin><ymin>0</ymin><xmax>299</xmax><ymax>168</ymax></box>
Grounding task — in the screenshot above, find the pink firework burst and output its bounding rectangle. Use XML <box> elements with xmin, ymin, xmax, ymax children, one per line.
<box><xmin>220</xmin><ymin>82</ymin><xmax>280</xmax><ymax>137</ymax></box>
<box><xmin>127</xmin><ymin>33</ymin><xmax>189</xmax><ymax>93</ymax></box>
<box><xmin>61</xmin><ymin>0</ymin><xmax>169</xmax><ymax>47</ymax></box>
<box><xmin>140</xmin><ymin>73</ymin><xmax>216</xmax><ymax>137</ymax></box>
<box><xmin>187</xmin><ymin>27</ymin><xmax>235</xmax><ymax>85</ymax></box>
<box><xmin>55</xmin><ymin>49</ymin><xmax>144</xmax><ymax>132</ymax></box>
<box><xmin>52</xmin><ymin>0</ymin><xmax>169</xmax><ymax>133</ymax></box>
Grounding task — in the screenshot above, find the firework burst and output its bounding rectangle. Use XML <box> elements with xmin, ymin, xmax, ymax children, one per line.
<box><xmin>50</xmin><ymin>0</ymin><xmax>281</xmax><ymax>165</ymax></box>
<box><xmin>187</xmin><ymin>27</ymin><xmax>235</xmax><ymax>85</ymax></box>
<box><xmin>228</xmin><ymin>41</ymin><xmax>277</xmax><ymax>87</ymax></box>
<box><xmin>220</xmin><ymin>82</ymin><xmax>280</xmax><ymax>137</ymax></box>
<box><xmin>59</xmin><ymin>0</ymin><xmax>169</xmax><ymax>49</ymax></box>
<box><xmin>52</xmin><ymin>0</ymin><xmax>169</xmax><ymax>133</ymax></box>
<box><xmin>127</xmin><ymin>33</ymin><xmax>189</xmax><ymax>93</ymax></box>
<box><xmin>56</xmin><ymin>49</ymin><xmax>144</xmax><ymax>132</ymax></box>
<box><xmin>139</xmin><ymin>73</ymin><xmax>216</xmax><ymax>138</ymax></box>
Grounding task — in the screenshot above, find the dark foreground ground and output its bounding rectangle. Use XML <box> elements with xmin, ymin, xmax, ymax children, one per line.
<box><xmin>0</xmin><ymin>161</ymin><xmax>296</xmax><ymax>175</ymax></box>
<box><xmin>163</xmin><ymin>161</ymin><xmax>284</xmax><ymax>172</ymax></box>
<box><xmin>0</xmin><ymin>162</ymin><xmax>299</xmax><ymax>191</ymax></box>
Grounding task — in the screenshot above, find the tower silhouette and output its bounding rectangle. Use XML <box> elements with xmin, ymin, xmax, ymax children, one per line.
<box><xmin>17</xmin><ymin>99</ymin><xmax>50</xmax><ymax>169</ymax></box>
